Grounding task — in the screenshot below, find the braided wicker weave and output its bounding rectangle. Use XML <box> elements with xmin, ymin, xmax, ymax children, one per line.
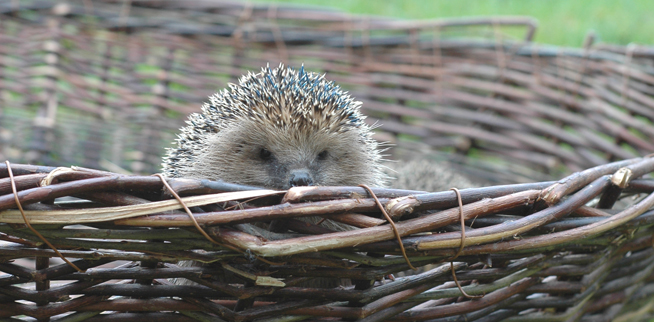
<box><xmin>1</xmin><ymin>1</ymin><xmax>654</xmax><ymax>321</ymax></box>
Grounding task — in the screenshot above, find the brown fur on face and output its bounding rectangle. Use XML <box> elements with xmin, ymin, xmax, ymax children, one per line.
<box><xmin>176</xmin><ymin>119</ymin><xmax>381</xmax><ymax>189</ymax></box>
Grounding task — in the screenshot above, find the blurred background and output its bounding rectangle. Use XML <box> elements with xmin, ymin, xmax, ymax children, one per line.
<box><xmin>1</xmin><ymin>0</ymin><xmax>653</xmax><ymax>185</ymax></box>
<box><xmin>261</xmin><ymin>0</ymin><xmax>653</xmax><ymax>46</ymax></box>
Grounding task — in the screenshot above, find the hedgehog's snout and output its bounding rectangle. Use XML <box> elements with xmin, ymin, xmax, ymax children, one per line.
<box><xmin>289</xmin><ymin>169</ymin><xmax>314</xmax><ymax>187</ymax></box>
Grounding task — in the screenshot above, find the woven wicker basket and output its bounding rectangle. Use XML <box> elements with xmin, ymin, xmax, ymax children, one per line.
<box><xmin>1</xmin><ymin>1</ymin><xmax>654</xmax><ymax>321</ymax></box>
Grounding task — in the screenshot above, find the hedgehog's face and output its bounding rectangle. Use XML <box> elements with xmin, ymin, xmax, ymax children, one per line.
<box><xmin>191</xmin><ymin>118</ymin><xmax>380</xmax><ymax>190</ymax></box>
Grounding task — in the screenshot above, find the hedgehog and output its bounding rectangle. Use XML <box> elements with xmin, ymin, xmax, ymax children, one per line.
<box><xmin>162</xmin><ymin>64</ymin><xmax>387</xmax><ymax>191</ymax></box>
<box><xmin>164</xmin><ymin>64</ymin><xmax>390</xmax><ymax>287</ymax></box>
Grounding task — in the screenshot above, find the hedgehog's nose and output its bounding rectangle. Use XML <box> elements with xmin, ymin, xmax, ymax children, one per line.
<box><xmin>289</xmin><ymin>169</ymin><xmax>313</xmax><ymax>187</ymax></box>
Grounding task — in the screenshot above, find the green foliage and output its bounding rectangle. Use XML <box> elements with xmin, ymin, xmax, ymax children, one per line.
<box><xmin>259</xmin><ymin>0</ymin><xmax>653</xmax><ymax>47</ymax></box>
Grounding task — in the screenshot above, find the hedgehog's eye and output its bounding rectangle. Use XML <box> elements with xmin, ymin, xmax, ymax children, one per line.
<box><xmin>317</xmin><ymin>150</ymin><xmax>329</xmax><ymax>161</ymax></box>
<box><xmin>259</xmin><ymin>148</ymin><xmax>273</xmax><ymax>161</ymax></box>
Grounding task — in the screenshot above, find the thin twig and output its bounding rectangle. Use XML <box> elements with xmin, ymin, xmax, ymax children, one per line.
<box><xmin>449</xmin><ymin>187</ymin><xmax>483</xmax><ymax>299</ymax></box>
<box><xmin>155</xmin><ymin>174</ymin><xmax>233</xmax><ymax>249</ymax></box>
<box><xmin>359</xmin><ymin>184</ymin><xmax>416</xmax><ymax>270</ymax></box>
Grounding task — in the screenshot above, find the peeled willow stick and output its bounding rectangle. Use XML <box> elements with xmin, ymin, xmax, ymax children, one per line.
<box><xmin>117</xmin><ymin>197</ymin><xmax>389</xmax><ymax>226</ymax></box>
<box><xmin>203</xmin><ymin>190</ymin><xmax>540</xmax><ymax>257</ymax></box>
<box><xmin>0</xmin><ymin>190</ymin><xmax>282</xmax><ymax>224</ymax></box>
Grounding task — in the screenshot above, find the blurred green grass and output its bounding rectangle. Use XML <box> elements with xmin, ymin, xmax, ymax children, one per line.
<box><xmin>259</xmin><ymin>0</ymin><xmax>653</xmax><ymax>47</ymax></box>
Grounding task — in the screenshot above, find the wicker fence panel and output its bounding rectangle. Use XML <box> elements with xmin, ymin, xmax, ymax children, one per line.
<box><xmin>1</xmin><ymin>1</ymin><xmax>654</xmax><ymax>321</ymax></box>
<box><xmin>1</xmin><ymin>1</ymin><xmax>652</xmax><ymax>182</ymax></box>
